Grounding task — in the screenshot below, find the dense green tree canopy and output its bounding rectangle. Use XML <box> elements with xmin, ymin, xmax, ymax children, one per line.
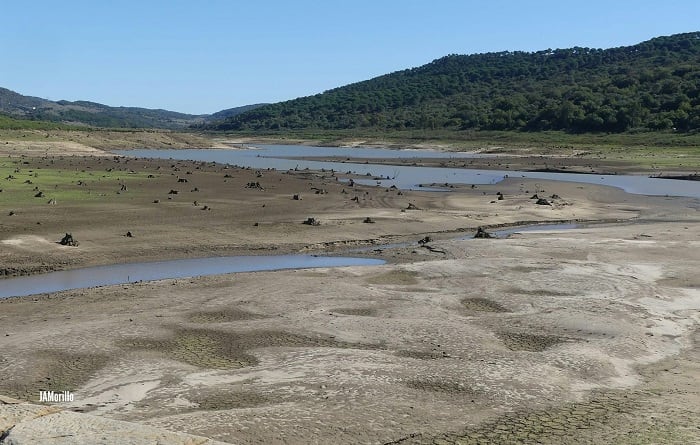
<box><xmin>205</xmin><ymin>32</ymin><xmax>700</xmax><ymax>134</ymax></box>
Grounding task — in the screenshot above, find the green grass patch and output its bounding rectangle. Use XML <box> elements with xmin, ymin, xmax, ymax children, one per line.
<box><xmin>0</xmin><ymin>157</ymin><xmax>153</xmax><ymax>206</ymax></box>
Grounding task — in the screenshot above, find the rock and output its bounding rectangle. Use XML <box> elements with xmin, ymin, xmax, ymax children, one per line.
<box><xmin>530</xmin><ymin>194</ymin><xmax>539</xmax><ymax>199</ymax></box>
<box><xmin>406</xmin><ymin>203</ymin><xmax>420</xmax><ymax>210</ymax></box>
<box><xmin>363</xmin><ymin>217</ymin><xmax>375</xmax><ymax>224</ymax></box>
<box><xmin>536</xmin><ymin>198</ymin><xmax>551</xmax><ymax>206</ymax></box>
<box><xmin>125</xmin><ymin>231</ymin><xmax>133</xmax><ymax>238</ymax></box>
<box><xmin>418</xmin><ymin>236</ymin><xmax>432</xmax><ymax>245</ymax></box>
<box><xmin>0</xmin><ymin>401</ymin><xmax>229</xmax><ymax>445</ymax></box>
<box><xmin>293</xmin><ymin>194</ymin><xmax>301</xmax><ymax>200</ymax></box>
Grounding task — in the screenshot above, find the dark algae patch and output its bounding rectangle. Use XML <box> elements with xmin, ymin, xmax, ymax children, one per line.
<box><xmin>120</xmin><ymin>327</ymin><xmax>383</xmax><ymax>369</ymax></box>
<box><xmin>497</xmin><ymin>332</ymin><xmax>566</xmax><ymax>352</ymax></box>
<box><xmin>0</xmin><ymin>350</ymin><xmax>109</xmax><ymax>402</ymax></box>
<box><xmin>330</xmin><ymin>308</ymin><xmax>379</xmax><ymax>317</ymax></box>
<box><xmin>186</xmin><ymin>308</ymin><xmax>267</xmax><ymax>323</ymax></box>
<box><xmin>461</xmin><ymin>297</ymin><xmax>509</xmax><ymax>313</ymax></box>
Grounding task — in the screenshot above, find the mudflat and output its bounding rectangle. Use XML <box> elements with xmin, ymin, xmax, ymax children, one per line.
<box><xmin>1</xmin><ymin>136</ymin><xmax>698</xmax><ymax>444</ymax></box>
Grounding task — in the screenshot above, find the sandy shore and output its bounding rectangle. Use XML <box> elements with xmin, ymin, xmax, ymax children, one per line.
<box><xmin>1</xmin><ymin>138</ymin><xmax>699</xmax><ymax>444</ymax></box>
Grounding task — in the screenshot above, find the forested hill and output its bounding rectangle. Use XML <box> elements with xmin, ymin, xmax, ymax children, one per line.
<box><xmin>206</xmin><ymin>32</ymin><xmax>700</xmax><ymax>133</ymax></box>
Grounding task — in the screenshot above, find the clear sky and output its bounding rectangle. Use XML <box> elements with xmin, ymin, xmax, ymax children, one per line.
<box><xmin>1</xmin><ymin>1</ymin><xmax>698</xmax><ymax>115</ymax></box>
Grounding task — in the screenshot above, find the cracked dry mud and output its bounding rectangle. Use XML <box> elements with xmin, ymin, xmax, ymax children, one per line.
<box><xmin>392</xmin><ymin>359</ymin><xmax>700</xmax><ymax>445</ymax></box>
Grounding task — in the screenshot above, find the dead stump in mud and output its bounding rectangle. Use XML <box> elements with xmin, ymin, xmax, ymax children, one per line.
<box><xmin>473</xmin><ymin>227</ymin><xmax>494</xmax><ymax>238</ymax></box>
<box><xmin>245</xmin><ymin>182</ymin><xmax>264</xmax><ymax>190</ymax></box>
<box><xmin>59</xmin><ymin>233</ymin><xmax>79</xmax><ymax>246</ymax></box>
<box><xmin>303</xmin><ymin>217</ymin><xmax>320</xmax><ymax>226</ymax></box>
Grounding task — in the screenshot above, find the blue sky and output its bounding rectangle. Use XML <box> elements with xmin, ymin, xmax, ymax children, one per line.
<box><xmin>1</xmin><ymin>1</ymin><xmax>698</xmax><ymax>114</ymax></box>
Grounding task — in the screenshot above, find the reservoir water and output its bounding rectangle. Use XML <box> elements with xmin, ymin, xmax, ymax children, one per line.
<box><xmin>115</xmin><ymin>145</ymin><xmax>700</xmax><ymax>199</ymax></box>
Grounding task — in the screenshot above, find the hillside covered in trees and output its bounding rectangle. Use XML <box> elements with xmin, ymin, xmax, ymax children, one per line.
<box><xmin>206</xmin><ymin>32</ymin><xmax>700</xmax><ymax>134</ymax></box>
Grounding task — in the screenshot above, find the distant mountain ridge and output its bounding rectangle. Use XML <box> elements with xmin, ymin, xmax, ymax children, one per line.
<box><xmin>206</xmin><ymin>32</ymin><xmax>700</xmax><ymax>134</ymax></box>
<box><xmin>0</xmin><ymin>87</ymin><xmax>201</xmax><ymax>129</ymax></box>
<box><xmin>0</xmin><ymin>87</ymin><xmax>265</xmax><ymax>129</ymax></box>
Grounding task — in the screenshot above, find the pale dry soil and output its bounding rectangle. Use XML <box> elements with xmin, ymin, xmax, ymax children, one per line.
<box><xmin>1</xmin><ymin>220</ymin><xmax>699</xmax><ymax>444</ymax></box>
<box><xmin>0</xmin><ymin>139</ymin><xmax>699</xmax><ymax>444</ymax></box>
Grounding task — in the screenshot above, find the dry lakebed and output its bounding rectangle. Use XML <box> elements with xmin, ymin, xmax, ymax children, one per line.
<box><xmin>0</xmin><ymin>138</ymin><xmax>699</xmax><ymax>444</ymax></box>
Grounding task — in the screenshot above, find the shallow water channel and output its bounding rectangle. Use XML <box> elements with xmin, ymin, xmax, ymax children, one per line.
<box><xmin>0</xmin><ymin>255</ymin><xmax>385</xmax><ymax>299</ymax></box>
<box><xmin>1</xmin><ymin>221</ymin><xmax>589</xmax><ymax>299</ymax></box>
